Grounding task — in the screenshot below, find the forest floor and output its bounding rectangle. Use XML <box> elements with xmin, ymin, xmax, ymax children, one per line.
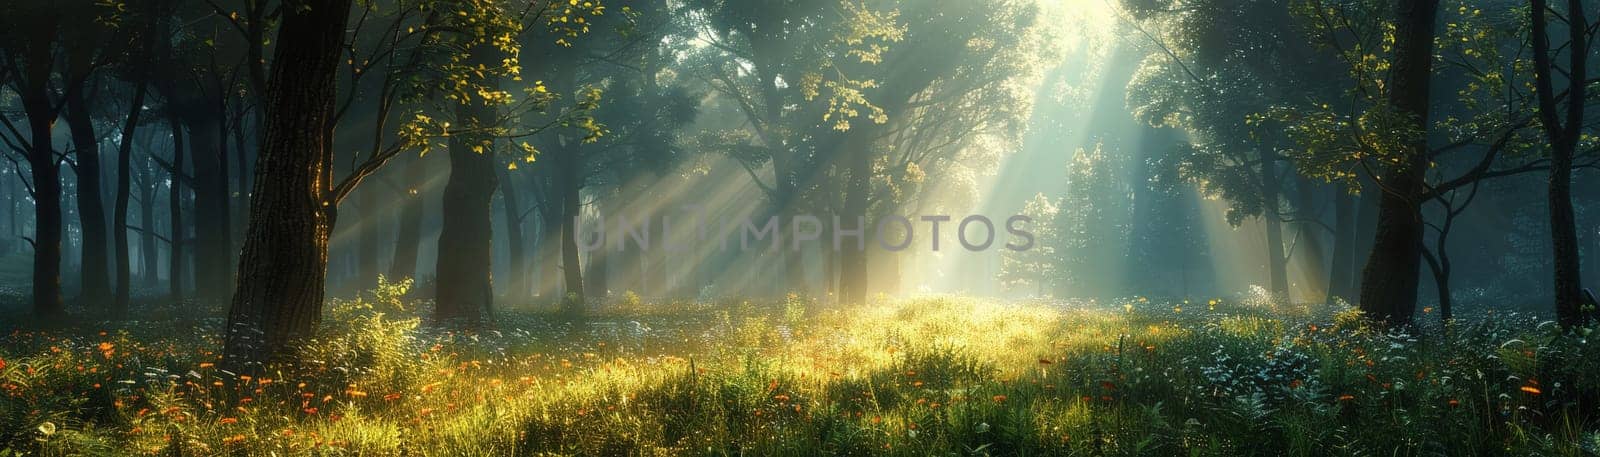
<box><xmin>1</xmin><ymin>282</ymin><xmax>1598</xmax><ymax>456</ymax></box>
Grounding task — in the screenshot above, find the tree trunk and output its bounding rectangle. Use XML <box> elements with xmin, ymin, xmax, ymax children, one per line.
<box><xmin>433</xmin><ymin>43</ymin><xmax>501</xmax><ymax>322</ymax></box>
<box><xmin>499</xmin><ymin>168</ymin><xmax>528</xmax><ymax>302</ymax></box>
<box><xmin>114</xmin><ymin>82</ymin><xmax>149</xmax><ymax>315</ymax></box>
<box><xmin>18</xmin><ymin>57</ymin><xmax>64</xmax><ymax>317</ymax></box>
<box><xmin>1293</xmin><ymin>178</ymin><xmax>1328</xmax><ymax>301</ymax></box>
<box><xmin>1257</xmin><ymin>148</ymin><xmax>1289</xmax><ymax>299</ymax></box>
<box><xmin>166</xmin><ymin>110</ymin><xmax>186</xmax><ymax>301</ymax></box>
<box><xmin>1358</xmin><ymin>0</ymin><xmax>1438</xmax><ymax>326</ymax></box>
<box><xmin>137</xmin><ymin>160</ymin><xmax>159</xmax><ymax>288</ymax></box>
<box><xmin>187</xmin><ymin>116</ymin><xmax>233</xmax><ymax>303</ymax></box>
<box><xmin>65</xmin><ymin>91</ymin><xmax>112</xmax><ymax>308</ymax></box>
<box><xmin>839</xmin><ymin>129</ymin><xmax>873</xmax><ymax>304</ymax></box>
<box><xmin>557</xmin><ymin>148</ymin><xmax>585</xmax><ymax>313</ymax></box>
<box><xmin>223</xmin><ymin>0</ymin><xmax>352</xmax><ymax>368</ymax></box>
<box><xmin>1326</xmin><ymin>188</ymin><xmax>1356</xmax><ymax>304</ymax></box>
<box><xmin>1531</xmin><ymin>0</ymin><xmax>1589</xmax><ymax>327</ymax></box>
<box><xmin>388</xmin><ymin>155</ymin><xmax>426</xmax><ymax>281</ymax></box>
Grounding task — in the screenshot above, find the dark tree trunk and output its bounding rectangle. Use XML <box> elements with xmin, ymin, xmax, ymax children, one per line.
<box><xmin>527</xmin><ymin>165</ymin><xmax>560</xmax><ymax>301</ymax></box>
<box><xmin>17</xmin><ymin>34</ymin><xmax>64</xmax><ymax>316</ymax></box>
<box><xmin>232</xmin><ymin>103</ymin><xmax>250</xmax><ymax>255</ymax></box>
<box><xmin>65</xmin><ymin>92</ymin><xmax>112</xmax><ymax>308</ymax></box>
<box><xmin>137</xmin><ymin>160</ymin><xmax>159</xmax><ymax>288</ymax></box>
<box><xmin>1293</xmin><ymin>178</ymin><xmax>1328</xmax><ymax>300</ymax></box>
<box><xmin>388</xmin><ymin>155</ymin><xmax>426</xmax><ymax>281</ymax></box>
<box><xmin>839</xmin><ymin>129</ymin><xmax>873</xmax><ymax>304</ymax></box>
<box><xmin>1531</xmin><ymin>0</ymin><xmax>1590</xmax><ymax>327</ymax></box>
<box><xmin>187</xmin><ymin>116</ymin><xmax>233</xmax><ymax>303</ymax></box>
<box><xmin>433</xmin><ymin>43</ymin><xmax>501</xmax><ymax>322</ymax></box>
<box><xmin>114</xmin><ymin>81</ymin><xmax>149</xmax><ymax>315</ymax></box>
<box><xmin>498</xmin><ymin>168</ymin><xmax>528</xmax><ymax>301</ymax></box>
<box><xmin>1358</xmin><ymin>0</ymin><xmax>1439</xmax><ymax>326</ymax></box>
<box><xmin>166</xmin><ymin>110</ymin><xmax>186</xmax><ymax>301</ymax></box>
<box><xmin>1327</xmin><ymin>188</ymin><xmax>1356</xmax><ymax>304</ymax></box>
<box><xmin>1257</xmin><ymin>148</ymin><xmax>1289</xmax><ymax>299</ymax></box>
<box><xmin>223</xmin><ymin>0</ymin><xmax>352</xmax><ymax>368</ymax></box>
<box><xmin>557</xmin><ymin>148</ymin><xmax>585</xmax><ymax>313</ymax></box>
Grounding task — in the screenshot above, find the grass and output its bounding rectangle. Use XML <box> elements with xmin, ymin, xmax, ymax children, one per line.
<box><xmin>2</xmin><ymin>281</ymin><xmax>1598</xmax><ymax>456</ymax></box>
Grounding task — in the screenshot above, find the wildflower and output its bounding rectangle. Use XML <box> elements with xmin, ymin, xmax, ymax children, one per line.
<box><xmin>0</xmin><ymin>357</ymin><xmax>6</xmax><ymax>371</ymax></box>
<box><xmin>992</xmin><ymin>395</ymin><xmax>1007</xmax><ymax>403</ymax></box>
<box><xmin>1447</xmin><ymin>399</ymin><xmax>1460</xmax><ymax>407</ymax></box>
<box><xmin>1519</xmin><ymin>386</ymin><xmax>1541</xmax><ymax>395</ymax></box>
<box><xmin>198</xmin><ymin>362</ymin><xmax>214</xmax><ymax>369</ymax></box>
<box><xmin>1337</xmin><ymin>394</ymin><xmax>1355</xmax><ymax>402</ymax></box>
<box><xmin>219</xmin><ymin>417</ymin><xmax>238</xmax><ymax>425</ymax></box>
<box><xmin>222</xmin><ymin>434</ymin><xmax>246</xmax><ymax>445</ymax></box>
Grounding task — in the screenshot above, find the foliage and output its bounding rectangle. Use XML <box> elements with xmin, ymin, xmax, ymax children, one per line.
<box><xmin>4</xmin><ymin>289</ymin><xmax>1599</xmax><ymax>455</ymax></box>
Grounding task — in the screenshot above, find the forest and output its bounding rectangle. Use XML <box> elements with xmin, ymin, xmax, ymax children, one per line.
<box><xmin>0</xmin><ymin>0</ymin><xmax>1598</xmax><ymax>455</ymax></box>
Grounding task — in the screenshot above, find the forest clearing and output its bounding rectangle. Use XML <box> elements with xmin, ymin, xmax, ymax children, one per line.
<box><xmin>3</xmin><ymin>285</ymin><xmax>1596</xmax><ymax>455</ymax></box>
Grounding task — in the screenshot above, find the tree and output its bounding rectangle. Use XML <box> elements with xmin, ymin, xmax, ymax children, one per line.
<box><xmin>223</xmin><ymin>0</ymin><xmax>355</xmax><ymax>366</ymax></box>
<box><xmin>0</xmin><ymin>0</ymin><xmax>108</xmax><ymax>317</ymax></box>
<box><xmin>1530</xmin><ymin>0</ymin><xmax>1592</xmax><ymax>327</ymax></box>
<box><xmin>1122</xmin><ymin>0</ymin><xmax>1350</xmax><ymax>302</ymax></box>
<box><xmin>999</xmin><ymin>193</ymin><xmax>1058</xmax><ymax>294</ymax></box>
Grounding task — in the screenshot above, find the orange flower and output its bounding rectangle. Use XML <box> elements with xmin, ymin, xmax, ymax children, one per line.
<box><xmin>198</xmin><ymin>362</ymin><xmax>214</xmax><ymax>369</ymax></box>
<box><xmin>222</xmin><ymin>434</ymin><xmax>246</xmax><ymax>445</ymax></box>
<box><xmin>1337</xmin><ymin>394</ymin><xmax>1355</xmax><ymax>402</ymax></box>
<box><xmin>992</xmin><ymin>395</ymin><xmax>1008</xmax><ymax>403</ymax></box>
<box><xmin>218</xmin><ymin>417</ymin><xmax>238</xmax><ymax>425</ymax></box>
<box><xmin>1447</xmin><ymin>399</ymin><xmax>1460</xmax><ymax>407</ymax></box>
<box><xmin>0</xmin><ymin>357</ymin><xmax>7</xmax><ymax>371</ymax></box>
<box><xmin>1519</xmin><ymin>386</ymin><xmax>1542</xmax><ymax>395</ymax></box>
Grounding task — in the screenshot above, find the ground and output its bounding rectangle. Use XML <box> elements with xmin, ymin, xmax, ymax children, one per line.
<box><xmin>1</xmin><ymin>282</ymin><xmax>1597</xmax><ymax>456</ymax></box>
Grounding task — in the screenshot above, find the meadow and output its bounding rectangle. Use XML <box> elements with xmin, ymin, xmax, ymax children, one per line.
<box><xmin>2</xmin><ymin>281</ymin><xmax>1597</xmax><ymax>456</ymax></box>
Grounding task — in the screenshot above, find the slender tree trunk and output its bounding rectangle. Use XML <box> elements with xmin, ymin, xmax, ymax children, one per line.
<box><xmin>839</xmin><ymin>129</ymin><xmax>873</xmax><ymax>304</ymax></box>
<box><xmin>388</xmin><ymin>155</ymin><xmax>426</xmax><ymax>280</ymax></box>
<box><xmin>1532</xmin><ymin>0</ymin><xmax>1589</xmax><ymax>327</ymax></box>
<box><xmin>114</xmin><ymin>82</ymin><xmax>149</xmax><ymax>315</ymax></box>
<box><xmin>232</xmin><ymin>104</ymin><xmax>250</xmax><ymax>254</ymax></box>
<box><xmin>558</xmin><ymin>148</ymin><xmax>585</xmax><ymax>313</ymax></box>
<box><xmin>433</xmin><ymin>43</ymin><xmax>500</xmax><ymax>322</ymax></box>
<box><xmin>1257</xmin><ymin>148</ymin><xmax>1289</xmax><ymax>299</ymax></box>
<box><xmin>1327</xmin><ymin>188</ymin><xmax>1356</xmax><ymax>304</ymax></box>
<box><xmin>498</xmin><ymin>168</ymin><xmax>528</xmax><ymax>301</ymax></box>
<box><xmin>1422</xmin><ymin>251</ymin><xmax>1451</xmax><ymax>321</ymax></box>
<box><xmin>1358</xmin><ymin>0</ymin><xmax>1439</xmax><ymax>326</ymax></box>
<box><xmin>187</xmin><ymin>116</ymin><xmax>233</xmax><ymax>303</ymax></box>
<box><xmin>65</xmin><ymin>92</ymin><xmax>112</xmax><ymax>308</ymax></box>
<box><xmin>223</xmin><ymin>0</ymin><xmax>352</xmax><ymax>368</ymax></box>
<box><xmin>18</xmin><ymin>51</ymin><xmax>64</xmax><ymax>317</ymax></box>
<box><xmin>1293</xmin><ymin>178</ymin><xmax>1328</xmax><ymax>301</ymax></box>
<box><xmin>137</xmin><ymin>160</ymin><xmax>159</xmax><ymax>288</ymax></box>
<box><xmin>166</xmin><ymin>110</ymin><xmax>186</xmax><ymax>301</ymax></box>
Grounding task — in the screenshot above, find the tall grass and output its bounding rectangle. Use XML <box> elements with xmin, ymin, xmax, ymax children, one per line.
<box><xmin>2</xmin><ymin>283</ymin><xmax>1597</xmax><ymax>455</ymax></box>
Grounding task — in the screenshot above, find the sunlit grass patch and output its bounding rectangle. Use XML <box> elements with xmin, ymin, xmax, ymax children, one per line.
<box><xmin>2</xmin><ymin>289</ymin><xmax>1598</xmax><ymax>456</ymax></box>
